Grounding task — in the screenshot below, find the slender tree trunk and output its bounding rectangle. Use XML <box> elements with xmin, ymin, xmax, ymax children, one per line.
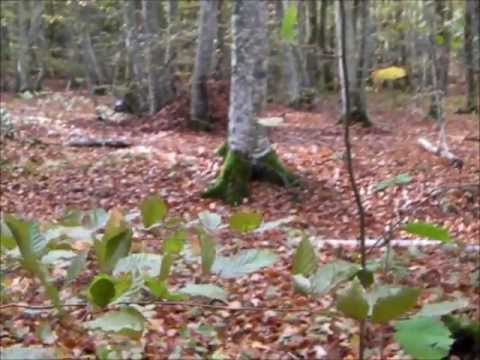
<box><xmin>190</xmin><ymin>0</ymin><xmax>218</xmax><ymax>129</ymax></box>
<box><xmin>279</xmin><ymin>0</ymin><xmax>302</xmax><ymax>106</ymax></box>
<box><xmin>204</xmin><ymin>0</ymin><xmax>296</xmax><ymax>205</ymax></box>
<box><xmin>429</xmin><ymin>0</ymin><xmax>452</xmax><ymax>118</ymax></box>
<box><xmin>214</xmin><ymin>0</ymin><xmax>231</xmax><ymax>80</ymax></box>
<box><xmin>15</xmin><ymin>0</ymin><xmax>33</xmax><ymax>92</ymax></box>
<box><xmin>166</xmin><ymin>0</ymin><xmax>178</xmax><ymax>65</ymax></box>
<box><xmin>142</xmin><ymin>0</ymin><xmax>173</xmax><ymax>114</ymax></box>
<box><xmin>335</xmin><ymin>0</ymin><xmax>371</xmax><ymax>126</ymax></box>
<box><xmin>319</xmin><ymin>0</ymin><xmax>334</xmax><ymax>90</ymax></box>
<box><xmin>463</xmin><ymin>0</ymin><xmax>478</xmax><ymax>113</ymax></box>
<box><xmin>306</xmin><ymin>0</ymin><xmax>318</xmax><ymax>86</ymax></box>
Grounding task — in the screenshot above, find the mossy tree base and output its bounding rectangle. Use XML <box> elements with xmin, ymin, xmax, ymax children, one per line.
<box><xmin>190</xmin><ymin>118</ymin><xmax>214</xmax><ymax>131</ymax></box>
<box><xmin>203</xmin><ymin>149</ymin><xmax>298</xmax><ymax>205</ymax></box>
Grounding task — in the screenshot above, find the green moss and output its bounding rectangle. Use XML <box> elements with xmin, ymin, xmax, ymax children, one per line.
<box><xmin>204</xmin><ymin>149</ymin><xmax>298</xmax><ymax>205</ymax></box>
<box><xmin>190</xmin><ymin>118</ymin><xmax>214</xmax><ymax>131</ymax></box>
<box><xmin>252</xmin><ymin>150</ymin><xmax>299</xmax><ymax>187</ymax></box>
<box><xmin>216</xmin><ymin>143</ymin><xmax>228</xmax><ymax>158</ymax></box>
<box><xmin>203</xmin><ymin>150</ymin><xmax>252</xmax><ymax>205</ymax></box>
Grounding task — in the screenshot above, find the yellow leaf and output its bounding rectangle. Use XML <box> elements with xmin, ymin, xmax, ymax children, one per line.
<box><xmin>372</xmin><ymin>66</ymin><xmax>407</xmax><ymax>82</ymax></box>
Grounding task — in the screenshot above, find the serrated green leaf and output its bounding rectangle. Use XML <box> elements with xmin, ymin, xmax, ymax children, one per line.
<box><xmin>374</xmin><ymin>173</ymin><xmax>412</xmax><ymax>192</ymax></box>
<box><xmin>97</xmin><ymin>215</ymin><xmax>133</xmax><ymax>273</ymax></box>
<box><xmin>292</xmin><ymin>236</ymin><xmax>317</xmax><ymax>276</ymax></box>
<box><xmin>371</xmin><ymin>287</ymin><xmax>420</xmax><ymax>323</ymax></box>
<box><xmin>355</xmin><ymin>269</ymin><xmax>374</xmax><ymax>289</ymax></box>
<box><xmin>5</xmin><ymin>216</ymin><xmax>49</xmax><ymax>260</ymax></box>
<box><xmin>435</xmin><ymin>34</ymin><xmax>445</xmax><ymax>45</ymax></box>
<box><xmin>65</xmin><ymin>251</ymin><xmax>88</xmax><ymax>284</ymax></box>
<box><xmin>41</xmin><ymin>250</ymin><xmax>77</xmax><ymax>265</ymax></box>
<box><xmin>403</xmin><ymin>223</ymin><xmax>451</xmax><ymax>243</ymax></box>
<box><xmin>337</xmin><ymin>280</ymin><xmax>369</xmax><ymax>321</ymax></box>
<box><xmin>199</xmin><ymin>230</ymin><xmax>216</xmax><ymax>274</ymax></box>
<box><xmin>395</xmin><ymin>317</ymin><xmax>453</xmax><ymax>360</ymax></box>
<box><xmin>0</xmin><ymin>218</ymin><xmax>16</xmax><ymax>250</ymax></box>
<box><xmin>310</xmin><ymin>260</ymin><xmax>360</xmax><ymax>295</ymax></box>
<box><xmin>198</xmin><ymin>211</ymin><xmax>222</xmax><ymax>232</ymax></box>
<box><xmin>159</xmin><ymin>253</ymin><xmax>174</xmax><ymax>281</ymax></box>
<box><xmin>84</xmin><ymin>307</ymin><xmax>145</xmax><ymax>339</ymax></box>
<box><xmin>163</xmin><ymin>229</ymin><xmax>186</xmax><ymax>254</ymax></box>
<box><xmin>229</xmin><ymin>212</ymin><xmax>262</xmax><ymax>233</ymax></box>
<box><xmin>416</xmin><ymin>298</ymin><xmax>469</xmax><ymax>317</ymax></box>
<box><xmin>212</xmin><ymin>249</ymin><xmax>277</xmax><ymax>279</ymax></box>
<box><xmin>145</xmin><ymin>278</ymin><xmax>188</xmax><ymax>301</ymax></box>
<box><xmin>88</xmin><ymin>275</ymin><xmax>116</xmax><ymax>308</ymax></box>
<box><xmin>113</xmin><ymin>253</ymin><xmax>163</xmax><ymax>277</ymax></box>
<box><xmin>179</xmin><ymin>284</ymin><xmax>227</xmax><ymax>302</ymax></box>
<box><xmin>281</xmin><ymin>3</ymin><xmax>298</xmax><ymax>43</ymax></box>
<box><xmin>140</xmin><ymin>195</ymin><xmax>167</xmax><ymax>228</ymax></box>
<box><xmin>0</xmin><ymin>346</ymin><xmax>56</xmax><ymax>360</ymax></box>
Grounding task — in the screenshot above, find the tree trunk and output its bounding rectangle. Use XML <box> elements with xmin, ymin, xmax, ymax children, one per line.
<box><xmin>428</xmin><ymin>0</ymin><xmax>452</xmax><ymax>118</ymax></box>
<box><xmin>166</xmin><ymin>0</ymin><xmax>178</xmax><ymax>65</ymax></box>
<box><xmin>335</xmin><ymin>0</ymin><xmax>371</xmax><ymax>126</ymax></box>
<box><xmin>142</xmin><ymin>0</ymin><xmax>173</xmax><ymax>115</ymax></box>
<box><xmin>319</xmin><ymin>0</ymin><xmax>334</xmax><ymax>91</ymax></box>
<box><xmin>204</xmin><ymin>0</ymin><xmax>296</xmax><ymax>205</ymax></box>
<box><xmin>190</xmin><ymin>0</ymin><xmax>218</xmax><ymax>130</ymax></box>
<box><xmin>214</xmin><ymin>0</ymin><xmax>231</xmax><ymax>80</ymax></box>
<box><xmin>278</xmin><ymin>0</ymin><xmax>302</xmax><ymax>106</ymax></box>
<box><xmin>305</xmin><ymin>0</ymin><xmax>318</xmax><ymax>86</ymax></box>
<box><xmin>463</xmin><ymin>0</ymin><xmax>478</xmax><ymax>113</ymax></box>
<box><xmin>15</xmin><ymin>0</ymin><xmax>33</xmax><ymax>92</ymax></box>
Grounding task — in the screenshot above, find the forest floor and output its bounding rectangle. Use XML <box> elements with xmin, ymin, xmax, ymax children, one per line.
<box><xmin>0</xmin><ymin>81</ymin><xmax>479</xmax><ymax>359</ymax></box>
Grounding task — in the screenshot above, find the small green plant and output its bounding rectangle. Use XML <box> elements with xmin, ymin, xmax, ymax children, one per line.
<box><xmin>0</xmin><ymin>197</ymin><xmax>283</xmax><ymax>358</ymax></box>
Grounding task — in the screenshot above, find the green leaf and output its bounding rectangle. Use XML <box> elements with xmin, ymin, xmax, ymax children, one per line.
<box><xmin>199</xmin><ymin>230</ymin><xmax>216</xmax><ymax>274</ymax></box>
<box><xmin>96</xmin><ymin>214</ymin><xmax>133</xmax><ymax>273</ymax></box>
<box><xmin>163</xmin><ymin>229</ymin><xmax>186</xmax><ymax>254</ymax></box>
<box><xmin>179</xmin><ymin>284</ymin><xmax>227</xmax><ymax>302</ymax></box>
<box><xmin>372</xmin><ymin>66</ymin><xmax>407</xmax><ymax>82</ymax></box>
<box><xmin>113</xmin><ymin>253</ymin><xmax>163</xmax><ymax>277</ymax></box>
<box><xmin>159</xmin><ymin>253</ymin><xmax>174</xmax><ymax>281</ymax></box>
<box><xmin>435</xmin><ymin>34</ymin><xmax>445</xmax><ymax>45</ymax></box>
<box><xmin>403</xmin><ymin>223</ymin><xmax>451</xmax><ymax>243</ymax></box>
<box><xmin>0</xmin><ymin>218</ymin><xmax>16</xmax><ymax>250</ymax></box>
<box><xmin>292</xmin><ymin>274</ymin><xmax>312</xmax><ymax>295</ymax></box>
<box><xmin>371</xmin><ymin>287</ymin><xmax>420</xmax><ymax>323</ymax></box>
<box><xmin>281</xmin><ymin>3</ymin><xmax>298</xmax><ymax>43</ymax></box>
<box><xmin>374</xmin><ymin>173</ymin><xmax>412</xmax><ymax>192</ymax></box>
<box><xmin>145</xmin><ymin>278</ymin><xmax>188</xmax><ymax>301</ymax></box>
<box><xmin>198</xmin><ymin>211</ymin><xmax>222</xmax><ymax>232</ymax></box>
<box><xmin>41</xmin><ymin>249</ymin><xmax>77</xmax><ymax>265</ymax></box>
<box><xmin>88</xmin><ymin>275</ymin><xmax>116</xmax><ymax>308</ymax></box>
<box><xmin>310</xmin><ymin>260</ymin><xmax>360</xmax><ymax>295</ymax></box>
<box><xmin>65</xmin><ymin>251</ymin><xmax>88</xmax><ymax>284</ymax></box>
<box><xmin>0</xmin><ymin>346</ymin><xmax>56</xmax><ymax>360</ymax></box>
<box><xmin>292</xmin><ymin>236</ymin><xmax>317</xmax><ymax>276</ymax></box>
<box><xmin>229</xmin><ymin>212</ymin><xmax>262</xmax><ymax>233</ymax></box>
<box><xmin>254</xmin><ymin>216</ymin><xmax>295</xmax><ymax>233</ymax></box>
<box><xmin>4</xmin><ymin>216</ymin><xmax>49</xmax><ymax>260</ymax></box>
<box><xmin>355</xmin><ymin>269</ymin><xmax>374</xmax><ymax>289</ymax></box>
<box><xmin>84</xmin><ymin>307</ymin><xmax>145</xmax><ymax>339</ymax></box>
<box><xmin>395</xmin><ymin>317</ymin><xmax>453</xmax><ymax>360</ymax></box>
<box><xmin>337</xmin><ymin>280</ymin><xmax>369</xmax><ymax>321</ymax></box>
<box><xmin>416</xmin><ymin>298</ymin><xmax>469</xmax><ymax>317</ymax></box>
<box><xmin>140</xmin><ymin>195</ymin><xmax>167</xmax><ymax>228</ymax></box>
<box><xmin>212</xmin><ymin>249</ymin><xmax>277</xmax><ymax>279</ymax></box>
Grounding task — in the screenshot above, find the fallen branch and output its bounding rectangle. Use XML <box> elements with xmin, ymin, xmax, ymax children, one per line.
<box><xmin>67</xmin><ymin>138</ymin><xmax>131</xmax><ymax>148</ymax></box>
<box><xmin>417</xmin><ymin>137</ymin><xmax>463</xmax><ymax>169</ymax></box>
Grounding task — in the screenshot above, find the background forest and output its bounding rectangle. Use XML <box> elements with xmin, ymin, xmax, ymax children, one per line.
<box><xmin>0</xmin><ymin>0</ymin><xmax>479</xmax><ymax>359</ymax></box>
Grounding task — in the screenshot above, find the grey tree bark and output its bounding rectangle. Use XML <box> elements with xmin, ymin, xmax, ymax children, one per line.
<box><xmin>428</xmin><ymin>0</ymin><xmax>452</xmax><ymax>118</ymax></box>
<box><xmin>190</xmin><ymin>0</ymin><xmax>218</xmax><ymax>129</ymax></box>
<box><xmin>142</xmin><ymin>0</ymin><xmax>174</xmax><ymax>115</ymax></box>
<box><xmin>335</xmin><ymin>0</ymin><xmax>372</xmax><ymax>126</ymax></box>
<box><xmin>204</xmin><ymin>0</ymin><xmax>296</xmax><ymax>205</ymax></box>
<box><xmin>214</xmin><ymin>0</ymin><xmax>231</xmax><ymax>80</ymax></box>
<box><xmin>462</xmin><ymin>0</ymin><xmax>478</xmax><ymax>113</ymax></box>
<box><xmin>305</xmin><ymin>0</ymin><xmax>319</xmax><ymax>86</ymax></box>
<box><xmin>15</xmin><ymin>0</ymin><xmax>44</xmax><ymax>92</ymax></box>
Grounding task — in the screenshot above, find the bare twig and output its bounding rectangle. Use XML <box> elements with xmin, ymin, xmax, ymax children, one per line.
<box><xmin>0</xmin><ymin>301</ymin><xmax>315</xmax><ymax>314</ymax></box>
